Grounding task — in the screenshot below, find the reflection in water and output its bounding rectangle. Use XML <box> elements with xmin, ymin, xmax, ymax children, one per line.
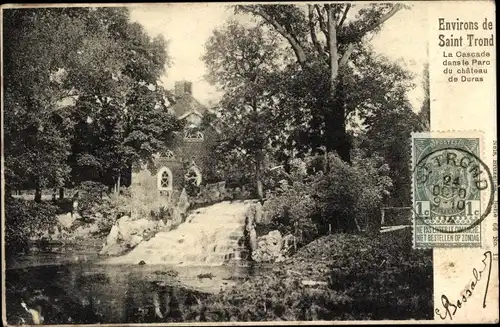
<box><xmin>6</xmin><ymin>260</ymin><xmax>268</xmax><ymax>324</ymax></box>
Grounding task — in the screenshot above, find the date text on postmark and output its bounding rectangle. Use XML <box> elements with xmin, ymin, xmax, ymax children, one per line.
<box><xmin>412</xmin><ymin>133</ymin><xmax>494</xmax><ymax>248</ymax></box>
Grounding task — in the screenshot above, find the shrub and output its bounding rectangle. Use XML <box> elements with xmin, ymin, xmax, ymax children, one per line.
<box><xmin>90</xmin><ymin>189</ymin><xmax>133</xmax><ymax>234</ymax></box>
<box><xmin>263</xmin><ymin>180</ymin><xmax>320</xmax><ymax>246</ymax></box>
<box><xmin>310</xmin><ymin>151</ymin><xmax>392</xmax><ymax>232</ymax></box>
<box><xmin>77</xmin><ymin>181</ymin><xmax>108</xmax><ymax>220</ymax></box>
<box><xmin>260</xmin><ymin>151</ymin><xmax>392</xmax><ymax>246</ymax></box>
<box><xmin>5</xmin><ymin>198</ymin><xmax>58</xmax><ymax>255</ymax></box>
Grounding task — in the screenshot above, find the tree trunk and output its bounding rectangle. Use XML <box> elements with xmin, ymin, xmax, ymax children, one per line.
<box><xmin>34</xmin><ymin>187</ymin><xmax>42</xmax><ymax>203</ymax></box>
<box><xmin>327</xmin><ymin>5</ymin><xmax>339</xmax><ymax>92</ymax></box>
<box><xmin>325</xmin><ymin>6</ymin><xmax>351</xmax><ymax>164</ymax></box>
<box><xmin>255</xmin><ymin>168</ymin><xmax>264</xmax><ymax>200</ymax></box>
<box><xmin>256</xmin><ymin>179</ymin><xmax>263</xmax><ymax>200</ymax></box>
<box><xmin>325</xmin><ymin>76</ymin><xmax>351</xmax><ymax>164</ymax></box>
<box><xmin>59</xmin><ymin>187</ymin><xmax>65</xmax><ymax>200</ymax></box>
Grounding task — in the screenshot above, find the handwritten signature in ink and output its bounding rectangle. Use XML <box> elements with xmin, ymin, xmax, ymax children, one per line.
<box><xmin>435</xmin><ymin>251</ymin><xmax>492</xmax><ymax>320</ymax></box>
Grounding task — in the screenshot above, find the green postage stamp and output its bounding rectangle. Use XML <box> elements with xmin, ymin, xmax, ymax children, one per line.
<box><xmin>412</xmin><ymin>132</ymin><xmax>494</xmax><ymax>248</ymax></box>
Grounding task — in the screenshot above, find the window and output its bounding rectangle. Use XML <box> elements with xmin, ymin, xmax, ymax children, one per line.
<box><xmin>164</xmin><ymin>150</ymin><xmax>175</xmax><ymax>160</ymax></box>
<box><xmin>157</xmin><ymin>167</ymin><xmax>173</xmax><ymax>191</ymax></box>
<box><xmin>184</xmin><ymin>130</ymin><xmax>204</xmax><ymax>142</ymax></box>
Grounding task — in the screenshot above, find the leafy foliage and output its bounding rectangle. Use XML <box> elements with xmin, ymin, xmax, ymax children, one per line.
<box><xmin>3</xmin><ymin>7</ymin><xmax>184</xmax><ymax>194</ymax></box>
<box><xmin>3</xmin><ymin>9</ymin><xmax>76</xmax><ymax>192</ymax></box>
<box><xmin>262</xmin><ymin>151</ymin><xmax>391</xmax><ymax>238</ymax></box>
<box><xmin>311</xmin><ymin>151</ymin><xmax>392</xmax><ymax>232</ymax></box>
<box><xmin>234</xmin><ymin>3</ymin><xmax>406</xmax><ymax>162</ymax></box>
<box><xmin>203</xmin><ymin>20</ymin><xmax>287</xmax><ymax>197</ymax></box>
<box><xmin>4</xmin><ymin>198</ymin><xmax>59</xmax><ymax>254</ymax></box>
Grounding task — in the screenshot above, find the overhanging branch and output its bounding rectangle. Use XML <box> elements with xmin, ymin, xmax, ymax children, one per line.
<box><xmin>340</xmin><ymin>4</ymin><xmax>403</xmax><ymax>68</ymax></box>
<box><xmin>358</xmin><ymin>4</ymin><xmax>403</xmax><ymax>40</ymax></box>
<box><xmin>314</xmin><ymin>5</ymin><xmax>329</xmax><ymax>40</ymax></box>
<box><xmin>308</xmin><ymin>5</ymin><xmax>328</xmax><ymax>65</ymax></box>
<box><xmin>337</xmin><ymin>4</ymin><xmax>351</xmax><ymax>29</ymax></box>
<box><xmin>241</xmin><ymin>6</ymin><xmax>308</xmax><ymax>68</ymax></box>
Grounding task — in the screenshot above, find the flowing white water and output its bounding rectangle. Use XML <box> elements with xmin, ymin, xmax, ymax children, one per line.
<box><xmin>105</xmin><ymin>200</ymin><xmax>255</xmax><ymax>266</ymax></box>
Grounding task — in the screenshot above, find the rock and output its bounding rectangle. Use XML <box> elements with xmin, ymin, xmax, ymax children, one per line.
<box><xmin>177</xmin><ymin>189</ymin><xmax>190</xmax><ymax>213</ymax></box>
<box><xmin>105</xmin><ymin>225</ymin><xmax>120</xmax><ymax>246</ymax></box>
<box><xmin>233</xmin><ymin>187</ymin><xmax>242</xmax><ymax>199</ymax></box>
<box><xmin>275</xmin><ymin>254</ymin><xmax>286</xmax><ymax>263</ymax></box>
<box><xmin>138</xmin><ymin>260</ymin><xmax>146</xmax><ymax>265</ymax></box>
<box><xmin>99</xmin><ymin>225</ymin><xmax>120</xmax><ymax>255</ymax></box>
<box><xmin>197</xmin><ymin>272</ymin><xmax>214</xmax><ymax>279</ymax></box>
<box><xmin>282</xmin><ymin>234</ymin><xmax>296</xmax><ymax>254</ymax></box>
<box><xmin>57</xmin><ymin>213</ymin><xmax>75</xmax><ymax>230</ymax></box>
<box><xmin>268</xmin><ymin>230</ymin><xmax>283</xmax><ymax>250</ymax></box>
<box><xmin>71</xmin><ymin>224</ymin><xmax>100</xmax><ymax>239</ymax></box>
<box><xmin>128</xmin><ymin>235</ymin><xmax>143</xmax><ymax>248</ymax></box>
<box><xmin>208</xmin><ymin>188</ymin><xmax>221</xmax><ymax>202</ymax></box>
<box><xmin>100</xmin><ymin>215</ymin><xmax>164</xmax><ymax>256</ymax></box>
<box><xmin>165</xmin><ymin>219</ymin><xmax>173</xmax><ymax>231</ymax></box>
<box><xmin>249</xmin><ymin>228</ymin><xmax>257</xmax><ymax>251</ymax></box>
<box><xmin>171</xmin><ymin>207</ymin><xmax>184</xmax><ymax>227</ymax></box>
<box><xmin>252</xmin><ymin>230</ymin><xmax>283</xmax><ymax>263</ymax></box>
<box><xmin>254</xmin><ymin>202</ymin><xmax>264</xmax><ymax>223</ymax></box>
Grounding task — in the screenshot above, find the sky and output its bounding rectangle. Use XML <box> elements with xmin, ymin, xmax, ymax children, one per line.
<box><xmin>129</xmin><ymin>3</ymin><xmax>428</xmax><ymax>110</ymax></box>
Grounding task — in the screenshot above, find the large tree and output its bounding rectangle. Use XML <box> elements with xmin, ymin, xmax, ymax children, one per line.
<box><xmin>203</xmin><ymin>21</ymin><xmax>288</xmax><ymax>198</ymax></box>
<box><xmin>3</xmin><ymin>7</ymin><xmax>183</xmax><ymax>199</ymax></box>
<box><xmin>3</xmin><ymin>8</ymin><xmax>79</xmax><ymax>200</ymax></box>
<box><xmin>63</xmin><ymin>10</ymin><xmax>183</xmax><ymax>190</ymax></box>
<box><xmin>236</xmin><ymin>3</ymin><xmax>406</xmax><ymax>163</ymax></box>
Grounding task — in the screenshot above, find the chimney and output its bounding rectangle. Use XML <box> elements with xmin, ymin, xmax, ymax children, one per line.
<box><xmin>174</xmin><ymin>81</ymin><xmax>192</xmax><ymax>97</ymax></box>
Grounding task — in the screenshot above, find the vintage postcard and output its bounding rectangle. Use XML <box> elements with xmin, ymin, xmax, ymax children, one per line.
<box><xmin>1</xmin><ymin>1</ymin><xmax>497</xmax><ymax>325</ymax></box>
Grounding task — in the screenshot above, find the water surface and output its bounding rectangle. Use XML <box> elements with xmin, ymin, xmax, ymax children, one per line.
<box><xmin>5</xmin><ymin>253</ymin><xmax>268</xmax><ymax>325</ymax></box>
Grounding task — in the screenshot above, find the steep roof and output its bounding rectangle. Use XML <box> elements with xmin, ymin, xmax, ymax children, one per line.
<box><xmin>169</xmin><ymin>93</ymin><xmax>208</xmax><ymax>118</ymax></box>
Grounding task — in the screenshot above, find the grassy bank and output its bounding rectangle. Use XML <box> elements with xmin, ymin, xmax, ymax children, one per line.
<box><xmin>185</xmin><ymin>228</ymin><xmax>432</xmax><ymax>321</ymax></box>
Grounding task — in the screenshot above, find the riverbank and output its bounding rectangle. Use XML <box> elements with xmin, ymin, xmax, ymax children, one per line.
<box><xmin>185</xmin><ymin>229</ymin><xmax>433</xmax><ymax>321</ymax></box>
<box><xmin>5</xmin><ymin>228</ymin><xmax>433</xmax><ymax>324</ymax></box>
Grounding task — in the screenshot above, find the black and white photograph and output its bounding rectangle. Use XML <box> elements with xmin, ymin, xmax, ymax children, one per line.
<box><xmin>2</xmin><ymin>2</ymin><xmax>437</xmax><ymax>324</ymax></box>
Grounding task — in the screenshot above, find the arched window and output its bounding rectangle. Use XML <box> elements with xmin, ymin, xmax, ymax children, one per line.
<box><xmin>157</xmin><ymin>167</ymin><xmax>173</xmax><ymax>191</ymax></box>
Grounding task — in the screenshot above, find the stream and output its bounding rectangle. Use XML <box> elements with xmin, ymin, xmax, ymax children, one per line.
<box><xmin>5</xmin><ymin>201</ymin><xmax>271</xmax><ymax>324</ymax></box>
<box><xmin>5</xmin><ymin>251</ymin><xmax>270</xmax><ymax>324</ymax></box>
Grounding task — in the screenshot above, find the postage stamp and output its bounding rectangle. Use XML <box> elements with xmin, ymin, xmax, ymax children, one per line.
<box><xmin>412</xmin><ymin>132</ymin><xmax>495</xmax><ymax>248</ymax></box>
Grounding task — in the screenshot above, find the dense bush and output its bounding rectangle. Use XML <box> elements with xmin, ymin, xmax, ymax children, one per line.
<box><xmin>262</xmin><ymin>151</ymin><xmax>392</xmax><ymax>241</ymax></box>
<box><xmin>5</xmin><ymin>197</ymin><xmax>58</xmax><ymax>254</ymax></box>
<box><xmin>311</xmin><ymin>151</ymin><xmax>392</xmax><ymax>232</ymax></box>
<box><xmin>263</xmin><ymin>181</ymin><xmax>320</xmax><ymax>247</ymax></box>
<box><xmin>77</xmin><ymin>181</ymin><xmax>108</xmax><ymax>220</ymax></box>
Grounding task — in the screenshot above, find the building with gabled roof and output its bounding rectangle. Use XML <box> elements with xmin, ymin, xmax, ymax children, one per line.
<box><xmin>130</xmin><ymin>81</ymin><xmax>221</xmax><ymax>199</ymax></box>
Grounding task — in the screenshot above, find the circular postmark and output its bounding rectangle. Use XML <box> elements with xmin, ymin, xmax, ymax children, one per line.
<box><xmin>413</xmin><ymin>146</ymin><xmax>494</xmax><ymax>233</ymax></box>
